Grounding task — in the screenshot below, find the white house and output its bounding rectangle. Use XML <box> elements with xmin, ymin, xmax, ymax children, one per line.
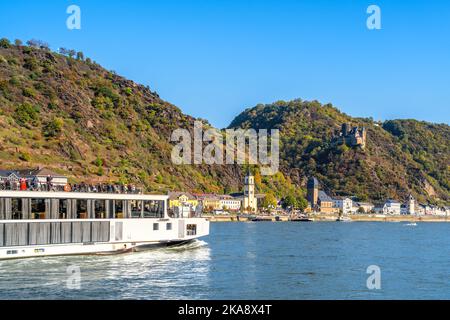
<box><xmin>415</xmin><ymin>205</ymin><xmax>448</xmax><ymax>216</ymax></box>
<box><xmin>421</xmin><ymin>204</ymin><xmax>435</xmax><ymax>215</ymax></box>
<box><xmin>333</xmin><ymin>197</ymin><xmax>353</xmax><ymax>215</ymax></box>
<box><xmin>435</xmin><ymin>207</ymin><xmax>447</xmax><ymax>216</ymax></box>
<box><xmin>382</xmin><ymin>200</ymin><xmax>401</xmax><ymax>215</ymax></box>
<box><xmin>0</xmin><ymin>170</ymin><xmax>21</xmax><ymax>182</ymax></box>
<box><xmin>1</xmin><ymin>168</ymin><xmax>68</xmax><ymax>188</ymax></box>
<box><xmin>219</xmin><ymin>195</ymin><xmax>242</xmax><ymax>211</ymax></box>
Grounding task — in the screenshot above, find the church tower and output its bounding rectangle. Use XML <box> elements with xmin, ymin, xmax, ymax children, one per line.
<box><xmin>407</xmin><ymin>194</ymin><xmax>415</xmax><ymax>215</ymax></box>
<box><xmin>307</xmin><ymin>177</ymin><xmax>319</xmax><ymax>209</ymax></box>
<box><xmin>243</xmin><ymin>173</ymin><xmax>257</xmax><ymax>212</ymax></box>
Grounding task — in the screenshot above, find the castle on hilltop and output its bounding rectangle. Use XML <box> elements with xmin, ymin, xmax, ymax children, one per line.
<box><xmin>332</xmin><ymin>123</ymin><xmax>367</xmax><ymax>149</ymax></box>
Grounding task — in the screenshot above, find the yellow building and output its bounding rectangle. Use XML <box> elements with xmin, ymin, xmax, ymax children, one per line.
<box><xmin>168</xmin><ymin>192</ymin><xmax>198</xmax><ymax>209</ymax></box>
<box><xmin>318</xmin><ymin>191</ymin><xmax>336</xmax><ymax>214</ymax></box>
<box><xmin>198</xmin><ymin>196</ymin><xmax>221</xmax><ymax>211</ymax></box>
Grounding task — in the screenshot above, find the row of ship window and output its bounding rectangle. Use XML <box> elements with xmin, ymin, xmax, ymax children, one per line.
<box><xmin>0</xmin><ymin>198</ymin><xmax>165</xmax><ymax>220</ymax></box>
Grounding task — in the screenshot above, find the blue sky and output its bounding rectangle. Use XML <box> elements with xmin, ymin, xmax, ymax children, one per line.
<box><xmin>1</xmin><ymin>0</ymin><xmax>449</xmax><ymax>127</ymax></box>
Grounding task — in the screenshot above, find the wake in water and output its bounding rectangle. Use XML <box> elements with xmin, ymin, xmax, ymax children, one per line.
<box><xmin>167</xmin><ymin>239</ymin><xmax>209</xmax><ymax>251</ymax></box>
<box><xmin>404</xmin><ymin>222</ymin><xmax>418</xmax><ymax>227</ymax></box>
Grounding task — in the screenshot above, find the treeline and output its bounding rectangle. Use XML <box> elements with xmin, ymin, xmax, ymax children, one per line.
<box><xmin>0</xmin><ymin>37</ymin><xmax>86</xmax><ymax>62</ymax></box>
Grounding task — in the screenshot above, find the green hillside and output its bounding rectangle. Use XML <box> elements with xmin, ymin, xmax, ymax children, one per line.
<box><xmin>0</xmin><ymin>39</ymin><xmax>244</xmax><ymax>193</ymax></box>
<box><xmin>229</xmin><ymin>99</ymin><xmax>450</xmax><ymax>205</ymax></box>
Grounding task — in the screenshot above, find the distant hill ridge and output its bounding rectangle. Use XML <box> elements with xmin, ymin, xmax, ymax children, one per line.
<box><xmin>228</xmin><ymin>100</ymin><xmax>449</xmax><ymax>205</ymax></box>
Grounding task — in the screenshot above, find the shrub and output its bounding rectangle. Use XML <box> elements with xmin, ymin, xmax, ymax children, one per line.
<box><xmin>24</xmin><ymin>57</ymin><xmax>39</xmax><ymax>71</ymax></box>
<box><xmin>29</xmin><ymin>72</ymin><xmax>40</xmax><ymax>80</ymax></box>
<box><xmin>96</xmin><ymin>166</ymin><xmax>104</xmax><ymax>176</ymax></box>
<box><xmin>18</xmin><ymin>152</ymin><xmax>31</xmax><ymax>162</ymax></box>
<box><xmin>7</xmin><ymin>56</ymin><xmax>18</xmax><ymax>65</ymax></box>
<box><xmin>47</xmin><ymin>101</ymin><xmax>58</xmax><ymax>110</ymax></box>
<box><xmin>124</xmin><ymin>87</ymin><xmax>133</xmax><ymax>96</ymax></box>
<box><xmin>100</xmin><ymin>110</ymin><xmax>115</xmax><ymax>119</ymax></box>
<box><xmin>42</xmin><ymin>60</ymin><xmax>54</xmax><ymax>73</ymax></box>
<box><xmin>43</xmin><ymin>117</ymin><xmax>64</xmax><ymax>138</ymax></box>
<box><xmin>93</xmin><ymin>156</ymin><xmax>103</xmax><ymax>167</ymax></box>
<box><xmin>9</xmin><ymin>76</ymin><xmax>20</xmax><ymax>86</ymax></box>
<box><xmin>7</xmin><ymin>135</ymin><xmax>22</xmax><ymax>145</ymax></box>
<box><xmin>92</xmin><ymin>96</ymin><xmax>114</xmax><ymax>110</ymax></box>
<box><xmin>14</xmin><ymin>103</ymin><xmax>40</xmax><ymax>126</ymax></box>
<box><xmin>0</xmin><ymin>38</ymin><xmax>11</xmax><ymax>48</ymax></box>
<box><xmin>95</xmin><ymin>85</ymin><xmax>120</xmax><ymax>105</ymax></box>
<box><xmin>23</xmin><ymin>87</ymin><xmax>37</xmax><ymax>98</ymax></box>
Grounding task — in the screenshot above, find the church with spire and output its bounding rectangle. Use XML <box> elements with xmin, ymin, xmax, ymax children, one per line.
<box><xmin>306</xmin><ymin>176</ymin><xmax>335</xmax><ymax>213</ymax></box>
<box><xmin>242</xmin><ymin>172</ymin><xmax>258</xmax><ymax>212</ymax></box>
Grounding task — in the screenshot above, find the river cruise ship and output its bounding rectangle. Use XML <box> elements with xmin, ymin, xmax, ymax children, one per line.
<box><xmin>0</xmin><ymin>190</ymin><xmax>209</xmax><ymax>260</ymax></box>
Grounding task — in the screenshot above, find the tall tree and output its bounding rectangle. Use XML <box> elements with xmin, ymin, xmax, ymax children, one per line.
<box><xmin>76</xmin><ymin>51</ymin><xmax>84</xmax><ymax>61</ymax></box>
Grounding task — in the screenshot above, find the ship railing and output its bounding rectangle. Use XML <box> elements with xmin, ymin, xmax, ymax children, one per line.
<box><xmin>167</xmin><ymin>209</ymin><xmax>202</xmax><ymax>219</ymax></box>
<box><xmin>0</xmin><ymin>180</ymin><xmax>143</xmax><ymax>194</ymax></box>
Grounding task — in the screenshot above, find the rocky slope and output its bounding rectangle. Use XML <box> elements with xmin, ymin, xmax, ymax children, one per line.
<box><xmin>0</xmin><ymin>40</ymin><xmax>244</xmax><ymax>193</ymax></box>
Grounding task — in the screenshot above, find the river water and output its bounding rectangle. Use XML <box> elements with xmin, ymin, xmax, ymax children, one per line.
<box><xmin>1</xmin><ymin>222</ymin><xmax>449</xmax><ymax>299</ymax></box>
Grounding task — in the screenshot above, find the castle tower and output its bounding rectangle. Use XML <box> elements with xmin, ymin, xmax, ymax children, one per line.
<box><xmin>360</xmin><ymin>127</ymin><xmax>367</xmax><ymax>149</ymax></box>
<box><xmin>243</xmin><ymin>173</ymin><xmax>257</xmax><ymax>212</ymax></box>
<box><xmin>307</xmin><ymin>177</ymin><xmax>319</xmax><ymax>209</ymax></box>
<box><xmin>407</xmin><ymin>194</ymin><xmax>415</xmax><ymax>215</ymax></box>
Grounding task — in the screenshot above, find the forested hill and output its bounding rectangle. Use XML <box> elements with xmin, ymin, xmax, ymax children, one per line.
<box><xmin>0</xmin><ymin>39</ymin><xmax>246</xmax><ymax>193</ymax></box>
<box><xmin>229</xmin><ymin>100</ymin><xmax>450</xmax><ymax>205</ymax></box>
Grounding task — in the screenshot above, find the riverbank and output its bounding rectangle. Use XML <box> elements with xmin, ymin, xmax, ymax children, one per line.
<box><xmin>203</xmin><ymin>214</ymin><xmax>450</xmax><ymax>222</ymax></box>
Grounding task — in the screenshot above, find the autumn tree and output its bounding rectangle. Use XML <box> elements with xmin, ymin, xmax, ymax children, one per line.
<box><xmin>261</xmin><ymin>193</ymin><xmax>278</xmax><ymax>212</ymax></box>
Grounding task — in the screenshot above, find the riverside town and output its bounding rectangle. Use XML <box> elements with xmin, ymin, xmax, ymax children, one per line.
<box><xmin>1</xmin><ymin>163</ymin><xmax>449</xmax><ymax>226</ymax></box>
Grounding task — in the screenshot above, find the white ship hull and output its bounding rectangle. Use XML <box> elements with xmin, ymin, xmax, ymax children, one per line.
<box><xmin>0</xmin><ymin>191</ymin><xmax>209</xmax><ymax>260</ymax></box>
<box><xmin>0</xmin><ymin>218</ymin><xmax>209</xmax><ymax>260</ymax></box>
